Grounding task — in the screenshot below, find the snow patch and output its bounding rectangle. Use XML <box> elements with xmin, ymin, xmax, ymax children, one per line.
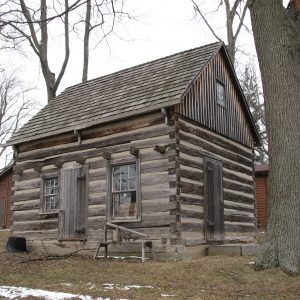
<box><xmin>103</xmin><ymin>283</ymin><xmax>154</xmax><ymax>291</ymax></box>
<box><xmin>60</xmin><ymin>283</ymin><xmax>73</xmax><ymax>287</ymax></box>
<box><xmin>97</xmin><ymin>255</ymin><xmax>149</xmax><ymax>260</ymax></box>
<box><xmin>0</xmin><ymin>285</ymin><xmax>111</xmax><ymax>300</ymax></box>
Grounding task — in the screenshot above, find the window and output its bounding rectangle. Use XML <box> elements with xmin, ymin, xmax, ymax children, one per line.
<box><xmin>216</xmin><ymin>81</ymin><xmax>225</xmax><ymax>107</ymax></box>
<box><xmin>41</xmin><ymin>174</ymin><xmax>59</xmax><ymax>212</ymax></box>
<box><xmin>108</xmin><ymin>161</ymin><xmax>140</xmax><ymax>222</ymax></box>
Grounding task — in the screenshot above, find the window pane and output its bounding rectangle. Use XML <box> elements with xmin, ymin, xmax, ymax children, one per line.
<box><xmin>120</xmin><ymin>165</ymin><xmax>129</xmax><ymax>191</ymax></box>
<box><xmin>112</xmin><ymin>166</ymin><xmax>121</xmax><ymax>192</ymax></box>
<box><xmin>216</xmin><ymin>82</ymin><xmax>225</xmax><ymax>106</ymax></box>
<box><xmin>45</xmin><ymin>195</ymin><xmax>58</xmax><ymax>210</ymax></box>
<box><xmin>128</xmin><ymin>164</ymin><xmax>136</xmax><ymax>178</ymax></box>
<box><xmin>44</xmin><ymin>177</ymin><xmax>59</xmax><ymax>211</ymax></box>
<box><xmin>128</xmin><ymin>178</ymin><xmax>135</xmax><ymax>190</ymax></box>
<box><xmin>113</xmin><ymin>191</ymin><xmax>137</xmax><ymax>219</ymax></box>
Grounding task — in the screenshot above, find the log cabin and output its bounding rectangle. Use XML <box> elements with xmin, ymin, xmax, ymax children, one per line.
<box><xmin>8</xmin><ymin>42</ymin><xmax>260</xmax><ymax>259</ymax></box>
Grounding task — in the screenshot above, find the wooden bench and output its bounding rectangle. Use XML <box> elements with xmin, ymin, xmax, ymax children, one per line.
<box><xmin>93</xmin><ymin>222</ymin><xmax>154</xmax><ymax>262</ymax></box>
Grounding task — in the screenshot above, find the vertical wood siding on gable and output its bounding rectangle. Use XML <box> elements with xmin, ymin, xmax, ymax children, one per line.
<box><xmin>175</xmin><ymin>51</ymin><xmax>254</xmax><ymax>148</ymax></box>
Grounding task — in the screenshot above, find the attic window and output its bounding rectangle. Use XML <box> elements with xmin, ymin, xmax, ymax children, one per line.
<box><xmin>216</xmin><ymin>81</ymin><xmax>225</xmax><ymax>107</ymax></box>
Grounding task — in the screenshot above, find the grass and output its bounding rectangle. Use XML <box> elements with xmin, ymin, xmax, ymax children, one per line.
<box><xmin>0</xmin><ymin>231</ymin><xmax>299</xmax><ymax>299</ymax></box>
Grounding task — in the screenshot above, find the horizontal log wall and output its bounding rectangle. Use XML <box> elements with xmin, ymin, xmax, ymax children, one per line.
<box><xmin>177</xmin><ymin>116</ymin><xmax>255</xmax><ymax>246</ymax></box>
<box><xmin>175</xmin><ymin>50</ymin><xmax>255</xmax><ymax>148</ymax></box>
<box><xmin>12</xmin><ymin>111</ymin><xmax>178</xmax><ymax>254</ymax></box>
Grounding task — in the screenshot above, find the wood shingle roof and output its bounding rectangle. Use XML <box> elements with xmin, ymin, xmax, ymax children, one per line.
<box><xmin>10</xmin><ymin>42</ymin><xmax>224</xmax><ymax>144</ymax></box>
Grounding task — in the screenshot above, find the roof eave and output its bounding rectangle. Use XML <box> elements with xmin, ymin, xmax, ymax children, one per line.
<box><xmin>8</xmin><ymin>99</ymin><xmax>180</xmax><ymax>146</ymax></box>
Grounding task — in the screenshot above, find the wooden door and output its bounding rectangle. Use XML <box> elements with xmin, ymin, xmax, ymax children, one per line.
<box><xmin>59</xmin><ymin>167</ymin><xmax>87</xmax><ymax>240</ymax></box>
<box><xmin>204</xmin><ymin>157</ymin><xmax>224</xmax><ymax>242</ymax></box>
<box><xmin>0</xmin><ymin>200</ymin><xmax>4</xmax><ymax>228</ymax></box>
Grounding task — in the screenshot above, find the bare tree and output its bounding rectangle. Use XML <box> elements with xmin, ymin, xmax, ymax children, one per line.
<box><xmin>0</xmin><ymin>0</ymin><xmax>132</xmax><ymax>100</ymax></box>
<box><xmin>249</xmin><ymin>0</ymin><xmax>300</xmax><ymax>275</ymax></box>
<box><xmin>239</xmin><ymin>64</ymin><xmax>268</xmax><ymax>162</ymax></box>
<box><xmin>0</xmin><ymin>0</ymin><xmax>71</xmax><ymax>102</ymax></box>
<box><xmin>0</xmin><ymin>70</ymin><xmax>32</xmax><ymax>166</ymax></box>
<box><xmin>192</xmin><ymin>0</ymin><xmax>251</xmax><ymax>63</ymax></box>
<box><xmin>81</xmin><ymin>0</ymin><xmax>131</xmax><ymax>82</ymax></box>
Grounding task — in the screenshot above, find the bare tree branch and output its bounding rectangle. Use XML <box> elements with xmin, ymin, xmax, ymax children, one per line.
<box><xmin>233</xmin><ymin>0</ymin><xmax>251</xmax><ymax>42</ymax></box>
<box><xmin>54</xmin><ymin>0</ymin><xmax>70</xmax><ymax>91</ymax></box>
<box><xmin>191</xmin><ymin>0</ymin><xmax>223</xmax><ymax>42</ymax></box>
<box><xmin>0</xmin><ymin>69</ymin><xmax>33</xmax><ymax>167</ymax></box>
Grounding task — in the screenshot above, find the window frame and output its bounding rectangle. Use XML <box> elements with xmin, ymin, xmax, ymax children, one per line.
<box><xmin>106</xmin><ymin>158</ymin><xmax>141</xmax><ymax>223</ymax></box>
<box><xmin>40</xmin><ymin>172</ymin><xmax>60</xmax><ymax>214</ymax></box>
<box><xmin>216</xmin><ymin>80</ymin><xmax>226</xmax><ymax>107</ymax></box>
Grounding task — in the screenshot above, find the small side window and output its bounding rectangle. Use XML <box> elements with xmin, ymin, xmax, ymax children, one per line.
<box><xmin>41</xmin><ymin>174</ymin><xmax>60</xmax><ymax>213</ymax></box>
<box><xmin>216</xmin><ymin>81</ymin><xmax>226</xmax><ymax>107</ymax></box>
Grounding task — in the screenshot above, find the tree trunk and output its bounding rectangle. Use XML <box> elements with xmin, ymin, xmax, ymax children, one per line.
<box><xmin>249</xmin><ymin>0</ymin><xmax>300</xmax><ymax>275</ymax></box>
<box><xmin>82</xmin><ymin>0</ymin><xmax>91</xmax><ymax>82</ymax></box>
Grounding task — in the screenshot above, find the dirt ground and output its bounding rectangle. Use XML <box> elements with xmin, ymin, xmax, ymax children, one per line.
<box><xmin>0</xmin><ymin>230</ymin><xmax>299</xmax><ymax>300</ymax></box>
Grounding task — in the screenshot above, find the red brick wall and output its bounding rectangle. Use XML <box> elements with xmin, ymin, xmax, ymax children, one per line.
<box><xmin>0</xmin><ymin>168</ymin><xmax>13</xmax><ymax>228</ymax></box>
<box><xmin>255</xmin><ymin>174</ymin><xmax>268</xmax><ymax>229</ymax></box>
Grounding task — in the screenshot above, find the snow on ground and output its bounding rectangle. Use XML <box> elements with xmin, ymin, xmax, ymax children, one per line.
<box><xmin>0</xmin><ymin>284</ymin><xmax>175</xmax><ymax>299</ymax></box>
<box><xmin>0</xmin><ymin>286</ymin><xmax>114</xmax><ymax>300</ymax></box>
<box><xmin>103</xmin><ymin>283</ymin><xmax>154</xmax><ymax>291</ymax></box>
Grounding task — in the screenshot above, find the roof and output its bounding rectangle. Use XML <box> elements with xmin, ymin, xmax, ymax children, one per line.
<box><xmin>0</xmin><ymin>161</ymin><xmax>14</xmax><ymax>178</ymax></box>
<box><xmin>255</xmin><ymin>164</ymin><xmax>269</xmax><ymax>174</ymax></box>
<box><xmin>9</xmin><ymin>42</ymin><xmax>258</xmax><ymax>145</ymax></box>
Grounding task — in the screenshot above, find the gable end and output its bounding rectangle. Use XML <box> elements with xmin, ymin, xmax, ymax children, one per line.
<box><xmin>175</xmin><ymin>45</ymin><xmax>259</xmax><ymax>148</ymax></box>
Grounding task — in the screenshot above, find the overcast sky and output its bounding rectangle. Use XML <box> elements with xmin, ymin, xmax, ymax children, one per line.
<box><xmin>0</xmin><ymin>0</ymin><xmax>290</xmax><ymax>167</ymax></box>
<box><xmin>0</xmin><ymin>0</ymin><xmax>261</xmax><ymax>106</ymax></box>
<box><xmin>1</xmin><ymin>0</ymin><xmax>290</xmax><ymax>104</ymax></box>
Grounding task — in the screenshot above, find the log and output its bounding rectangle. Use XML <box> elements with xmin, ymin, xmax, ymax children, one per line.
<box><xmin>177</xmin><ymin>118</ymin><xmax>253</xmax><ymax>157</ymax></box>
<box><xmin>88</xmin><ymin>193</ymin><xmax>107</xmax><ymax>205</ymax></box>
<box><xmin>180</xmin><ymin>181</ymin><xmax>204</xmax><ymax>195</ymax></box>
<box><xmin>14</xmin><ymin>210</ymin><xmax>58</xmax><ymax>222</ymax></box>
<box><xmin>223</xmin><ymin>169</ymin><xmax>253</xmax><ymax>185</ymax></box>
<box><xmin>12</xmin><ymin>219</ymin><xmax>58</xmax><ymax>231</ymax></box>
<box><xmin>179</xmin><ymin>168</ymin><xmax>204</xmax><ymax>182</ymax></box>
<box><xmin>224</xmin><ymin>190</ymin><xmax>255</xmax><ymax>205</ymax></box>
<box><xmin>180</xmin><ymin>194</ymin><xmax>204</xmax><ymax>206</ymax></box>
<box><xmin>179</xmin><ymin>130</ymin><xmax>253</xmax><ymax>167</ymax></box>
<box><xmin>12</xmin><ymin>200</ymin><xmax>40</xmax><ymax>211</ymax></box>
<box><xmin>223</xmin><ymin>179</ymin><xmax>254</xmax><ymax>194</ymax></box>
<box><xmin>224</xmin><ymin>200</ymin><xmax>254</xmax><ymax>213</ymax></box>
<box><xmin>13</xmin><ymin>179</ymin><xmax>41</xmax><ymax>192</ymax></box>
<box><xmin>18</xmin><ymin>124</ymin><xmax>171</xmax><ymax>162</ymax></box>
<box><xmin>14</xmin><ymin>190</ymin><xmax>40</xmax><ymax>202</ymax></box>
<box><xmin>224</xmin><ymin>221</ymin><xmax>255</xmax><ymax>233</ymax></box>
<box><xmin>179</xmin><ymin>143</ymin><xmax>253</xmax><ymax>176</ymax></box>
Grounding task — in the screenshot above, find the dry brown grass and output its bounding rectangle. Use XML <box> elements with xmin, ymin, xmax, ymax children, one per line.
<box><xmin>0</xmin><ymin>231</ymin><xmax>299</xmax><ymax>299</ymax></box>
